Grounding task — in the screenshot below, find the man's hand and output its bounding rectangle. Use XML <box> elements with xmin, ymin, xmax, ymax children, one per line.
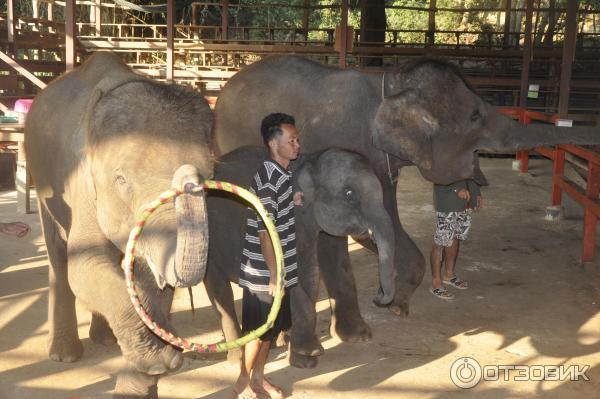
<box><xmin>457</xmin><ymin>189</ymin><xmax>471</xmax><ymax>201</ymax></box>
<box><xmin>0</xmin><ymin>222</ymin><xmax>30</xmax><ymax>237</ymax></box>
<box><xmin>476</xmin><ymin>196</ymin><xmax>483</xmax><ymax>210</ymax></box>
<box><xmin>269</xmin><ymin>277</ymin><xmax>277</xmax><ymax>296</ymax></box>
<box><xmin>293</xmin><ymin>191</ymin><xmax>304</xmax><ymax>206</ymax></box>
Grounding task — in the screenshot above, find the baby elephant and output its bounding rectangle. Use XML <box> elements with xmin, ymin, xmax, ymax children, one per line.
<box><xmin>206</xmin><ymin>146</ymin><xmax>395</xmax><ymax>368</ymax></box>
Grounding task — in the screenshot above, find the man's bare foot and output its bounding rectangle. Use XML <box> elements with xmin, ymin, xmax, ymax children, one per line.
<box><xmin>251</xmin><ymin>377</ymin><xmax>285</xmax><ymax>399</ymax></box>
<box><xmin>230</xmin><ymin>386</ymin><xmax>257</xmax><ymax>399</ymax></box>
<box><xmin>232</xmin><ymin>374</ymin><xmax>257</xmax><ymax>399</ymax></box>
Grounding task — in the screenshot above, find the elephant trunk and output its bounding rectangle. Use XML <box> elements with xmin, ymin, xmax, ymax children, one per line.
<box><xmin>369</xmin><ymin>215</ymin><xmax>396</xmax><ymax>307</ymax></box>
<box><xmin>172</xmin><ymin>164</ymin><xmax>209</xmax><ymax>288</ymax></box>
<box><xmin>479</xmin><ymin>111</ymin><xmax>600</xmax><ymax>150</ymax></box>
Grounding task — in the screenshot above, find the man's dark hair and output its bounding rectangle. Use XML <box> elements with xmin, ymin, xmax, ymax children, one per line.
<box><xmin>261</xmin><ymin>113</ymin><xmax>295</xmax><ymax>146</ymax></box>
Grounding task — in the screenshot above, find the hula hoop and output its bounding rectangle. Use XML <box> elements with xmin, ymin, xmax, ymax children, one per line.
<box><xmin>121</xmin><ymin>180</ymin><xmax>285</xmax><ymax>353</ymax></box>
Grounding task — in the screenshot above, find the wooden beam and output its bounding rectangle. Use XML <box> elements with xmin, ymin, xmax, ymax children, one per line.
<box><xmin>339</xmin><ymin>0</ymin><xmax>348</xmax><ymax>68</ymax></box>
<box><xmin>65</xmin><ymin>0</ymin><xmax>76</xmax><ymax>71</ymax></box>
<box><xmin>503</xmin><ymin>0</ymin><xmax>512</xmax><ymax>48</ymax></box>
<box><xmin>222</xmin><ymin>0</ymin><xmax>229</xmax><ymax>40</ymax></box>
<box><xmin>166</xmin><ymin>0</ymin><xmax>174</xmax><ymax>81</ymax></box>
<box><xmin>558</xmin><ymin>0</ymin><xmax>579</xmax><ymax>118</ymax></box>
<box><xmin>0</xmin><ymin>50</ymin><xmax>47</xmax><ymax>89</ymax></box>
<box><xmin>519</xmin><ymin>0</ymin><xmax>534</xmax><ymax>108</ymax></box>
<box><xmin>427</xmin><ymin>0</ymin><xmax>436</xmax><ymax>46</ymax></box>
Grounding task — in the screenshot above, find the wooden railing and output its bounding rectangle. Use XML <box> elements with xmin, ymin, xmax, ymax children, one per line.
<box><xmin>499</xmin><ymin>107</ymin><xmax>600</xmax><ymax>262</ymax></box>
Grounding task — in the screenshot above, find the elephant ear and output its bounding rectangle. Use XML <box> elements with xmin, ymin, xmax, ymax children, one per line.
<box><xmin>373</xmin><ymin>89</ymin><xmax>437</xmax><ymax>171</ymax></box>
<box><xmin>82</xmin><ymin>72</ymin><xmax>149</xmax><ymax>144</ymax></box>
<box><xmin>296</xmin><ymin>162</ymin><xmax>316</xmax><ymax>206</ymax></box>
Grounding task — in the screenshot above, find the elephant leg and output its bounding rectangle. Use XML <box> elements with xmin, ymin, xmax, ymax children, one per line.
<box><xmin>289</xmin><ymin>283</ymin><xmax>324</xmax><ymax>369</ymax></box>
<box><xmin>113</xmin><ymin>365</ymin><xmax>159</xmax><ymax>399</ymax></box>
<box><xmin>40</xmin><ymin>204</ymin><xmax>83</xmax><ymax>363</ymax></box>
<box><xmin>204</xmin><ymin>267</ymin><xmax>241</xmax><ymax>364</ymax></box>
<box><xmin>112</xmin><ymin>286</ymin><xmax>175</xmax><ymax>398</ymax></box>
<box><xmin>318</xmin><ymin>233</ymin><xmax>372</xmax><ymax>342</ymax></box>
<box><xmin>89</xmin><ymin>312</ymin><xmax>117</xmax><ymax>346</ymax></box>
<box><xmin>67</xmin><ymin>229</ymin><xmax>182</xmax><ymax>376</ymax></box>
<box><xmin>380</xmin><ymin>176</ymin><xmax>426</xmax><ymax>317</ymax></box>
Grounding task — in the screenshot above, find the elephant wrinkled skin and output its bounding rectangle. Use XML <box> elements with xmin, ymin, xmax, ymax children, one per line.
<box><xmin>25</xmin><ymin>52</ymin><xmax>214</xmax><ymax>398</ymax></box>
<box><xmin>206</xmin><ymin>146</ymin><xmax>394</xmax><ymax>368</ymax></box>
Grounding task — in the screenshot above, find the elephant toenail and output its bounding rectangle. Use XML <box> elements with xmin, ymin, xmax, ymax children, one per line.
<box><xmin>148</xmin><ymin>364</ymin><xmax>167</xmax><ymax>375</ymax></box>
<box><xmin>169</xmin><ymin>353</ymin><xmax>183</xmax><ymax>370</ymax></box>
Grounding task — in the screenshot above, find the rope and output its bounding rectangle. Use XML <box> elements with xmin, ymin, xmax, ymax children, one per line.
<box><xmin>381</xmin><ymin>72</ymin><xmax>397</xmax><ymax>186</ymax></box>
<box><xmin>121</xmin><ymin>180</ymin><xmax>285</xmax><ymax>353</ymax></box>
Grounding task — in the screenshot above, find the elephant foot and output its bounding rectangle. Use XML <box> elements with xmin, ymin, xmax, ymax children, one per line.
<box><xmin>119</xmin><ymin>325</ymin><xmax>183</xmax><ymax>375</ymax></box>
<box><xmin>289</xmin><ymin>351</ymin><xmax>319</xmax><ymax>369</ymax></box>
<box><xmin>89</xmin><ymin>313</ymin><xmax>117</xmax><ymax>346</ymax></box>
<box><xmin>114</xmin><ymin>367</ymin><xmax>159</xmax><ymax>399</ymax></box>
<box><xmin>331</xmin><ymin>316</ymin><xmax>372</xmax><ymax>343</ymax></box>
<box><xmin>290</xmin><ymin>333</ymin><xmax>324</xmax><ymax>357</ymax></box>
<box><xmin>48</xmin><ymin>333</ymin><xmax>84</xmax><ymax>363</ymax></box>
<box><xmin>227</xmin><ymin>347</ymin><xmax>242</xmax><ymax>365</ymax></box>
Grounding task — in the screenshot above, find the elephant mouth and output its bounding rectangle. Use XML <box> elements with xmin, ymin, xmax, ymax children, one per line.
<box><xmin>142</xmin><ymin>252</ymin><xmax>168</xmax><ymax>290</ymax></box>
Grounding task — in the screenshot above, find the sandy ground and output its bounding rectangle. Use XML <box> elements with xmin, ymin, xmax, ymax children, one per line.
<box><xmin>1</xmin><ymin>157</ymin><xmax>599</xmax><ymax>399</ymax></box>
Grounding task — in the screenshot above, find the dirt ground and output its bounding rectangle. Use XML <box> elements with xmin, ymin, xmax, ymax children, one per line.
<box><xmin>1</xmin><ymin>157</ymin><xmax>599</xmax><ymax>399</ymax></box>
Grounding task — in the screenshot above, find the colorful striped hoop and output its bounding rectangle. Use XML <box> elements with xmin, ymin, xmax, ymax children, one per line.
<box><xmin>121</xmin><ymin>180</ymin><xmax>285</xmax><ymax>353</ymax></box>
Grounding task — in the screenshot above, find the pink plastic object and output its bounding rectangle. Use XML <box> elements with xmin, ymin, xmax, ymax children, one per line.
<box><xmin>14</xmin><ymin>99</ymin><xmax>34</xmax><ymax>113</ymax></box>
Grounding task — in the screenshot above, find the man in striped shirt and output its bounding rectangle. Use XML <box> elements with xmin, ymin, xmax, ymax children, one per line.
<box><xmin>232</xmin><ymin>113</ymin><xmax>301</xmax><ymax>399</ymax></box>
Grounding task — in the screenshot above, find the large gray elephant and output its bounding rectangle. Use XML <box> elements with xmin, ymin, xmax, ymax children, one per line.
<box><xmin>25</xmin><ymin>52</ymin><xmax>214</xmax><ymax>398</ymax></box>
<box><xmin>213</xmin><ymin>55</ymin><xmax>600</xmax><ymax>367</ymax></box>
<box><xmin>206</xmin><ymin>146</ymin><xmax>393</xmax><ymax>367</ymax></box>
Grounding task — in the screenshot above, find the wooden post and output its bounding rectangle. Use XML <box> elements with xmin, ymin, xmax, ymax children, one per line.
<box><xmin>94</xmin><ymin>0</ymin><xmax>102</xmax><ymax>36</ymax></box>
<box><xmin>503</xmin><ymin>0</ymin><xmax>512</xmax><ymax>48</ymax></box>
<box><xmin>582</xmin><ymin>161</ymin><xmax>600</xmax><ymax>261</ymax></box>
<box><xmin>7</xmin><ymin>0</ymin><xmax>15</xmax><ymax>46</ymax></box>
<box><xmin>32</xmin><ymin>0</ymin><xmax>39</xmax><ymax>33</ymax></box>
<box><xmin>48</xmin><ymin>1</ymin><xmax>54</xmax><ymax>33</ymax></box>
<box><xmin>339</xmin><ymin>0</ymin><xmax>348</xmax><ymax>68</ymax></box>
<box><xmin>16</xmin><ymin>141</ymin><xmax>31</xmax><ymax>214</ymax></box>
<box><xmin>303</xmin><ymin>0</ymin><xmax>310</xmax><ymax>42</ymax></box>
<box><xmin>166</xmin><ymin>0</ymin><xmax>174</xmax><ymax>82</ymax></box>
<box><xmin>65</xmin><ymin>0</ymin><xmax>76</xmax><ymax>71</ymax></box>
<box><xmin>544</xmin><ymin>0</ymin><xmax>556</xmax><ymax>47</ymax></box>
<box><xmin>558</xmin><ymin>0</ymin><xmax>579</xmax><ymax>119</ymax></box>
<box><xmin>427</xmin><ymin>0</ymin><xmax>436</xmax><ymax>46</ymax></box>
<box><xmin>222</xmin><ymin>0</ymin><xmax>229</xmax><ymax>40</ymax></box>
<box><xmin>518</xmin><ymin>0</ymin><xmax>534</xmax><ymax>108</ymax></box>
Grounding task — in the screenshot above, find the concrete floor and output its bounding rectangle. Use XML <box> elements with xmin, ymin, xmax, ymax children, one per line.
<box><xmin>1</xmin><ymin>157</ymin><xmax>599</xmax><ymax>399</ymax></box>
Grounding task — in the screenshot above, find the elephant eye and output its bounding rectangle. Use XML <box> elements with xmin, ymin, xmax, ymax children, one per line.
<box><xmin>470</xmin><ymin>110</ymin><xmax>482</xmax><ymax>122</ymax></box>
<box><xmin>345</xmin><ymin>189</ymin><xmax>354</xmax><ymax>202</ymax></box>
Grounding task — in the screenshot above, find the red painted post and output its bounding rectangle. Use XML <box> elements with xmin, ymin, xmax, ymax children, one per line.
<box><xmin>582</xmin><ymin>162</ymin><xmax>600</xmax><ymax>261</ymax></box>
<box><xmin>551</xmin><ymin>147</ymin><xmax>565</xmax><ymax>206</ymax></box>
<box><xmin>516</xmin><ymin>109</ymin><xmax>531</xmax><ymax>173</ymax></box>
